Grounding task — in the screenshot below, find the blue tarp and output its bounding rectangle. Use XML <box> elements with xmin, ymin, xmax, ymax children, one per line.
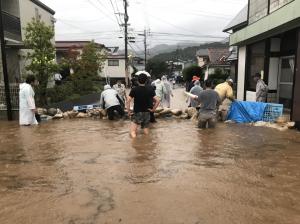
<box><xmin>227</xmin><ymin>101</ymin><xmax>268</xmax><ymax>123</ymax></box>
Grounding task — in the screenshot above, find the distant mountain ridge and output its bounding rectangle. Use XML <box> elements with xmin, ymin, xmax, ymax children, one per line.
<box><xmin>149</xmin><ymin>41</ymin><xmax>229</xmax><ymax>63</ymax></box>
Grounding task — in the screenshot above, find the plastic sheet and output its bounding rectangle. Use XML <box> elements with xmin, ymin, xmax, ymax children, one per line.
<box><xmin>227</xmin><ymin>101</ymin><xmax>267</xmax><ymax>123</ymax></box>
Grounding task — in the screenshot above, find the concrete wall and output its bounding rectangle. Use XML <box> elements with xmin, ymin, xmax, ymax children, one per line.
<box><xmin>101</xmin><ymin>59</ymin><xmax>133</xmax><ymax>79</ymax></box>
<box><xmin>230</xmin><ymin>0</ymin><xmax>300</xmax><ymax>46</ymax></box>
<box><xmin>237</xmin><ymin>46</ymin><xmax>246</xmax><ymax>100</ymax></box>
<box><xmin>19</xmin><ymin>0</ymin><xmax>54</xmax><ymax>39</ymax></box>
<box><xmin>18</xmin><ymin>0</ymin><xmax>55</xmax><ymax>80</ymax></box>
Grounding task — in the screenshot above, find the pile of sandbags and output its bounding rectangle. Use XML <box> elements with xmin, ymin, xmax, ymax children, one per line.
<box><xmin>154</xmin><ymin>107</ymin><xmax>197</xmax><ymax>120</ymax></box>
<box><xmin>253</xmin><ymin>116</ymin><xmax>295</xmax><ymax>131</ymax></box>
<box><xmin>36</xmin><ymin>107</ymin><xmax>200</xmax><ymax>122</ymax></box>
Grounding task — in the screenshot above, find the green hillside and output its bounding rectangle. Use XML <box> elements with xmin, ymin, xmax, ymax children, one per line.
<box><xmin>150</xmin><ymin>41</ymin><xmax>229</xmax><ymax>63</ymax></box>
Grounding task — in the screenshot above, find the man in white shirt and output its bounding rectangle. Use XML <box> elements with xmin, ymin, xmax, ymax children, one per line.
<box><xmin>100</xmin><ymin>85</ymin><xmax>125</xmax><ymax>120</ymax></box>
<box><xmin>19</xmin><ymin>75</ymin><xmax>38</xmax><ymax>125</ymax></box>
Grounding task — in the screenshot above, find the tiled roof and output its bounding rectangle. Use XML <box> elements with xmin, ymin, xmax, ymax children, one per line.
<box><xmin>196</xmin><ymin>49</ymin><xmax>209</xmax><ymax>57</ymax></box>
<box><xmin>223</xmin><ymin>5</ymin><xmax>248</xmax><ymax>32</ymax></box>
<box><xmin>207</xmin><ymin>48</ymin><xmax>230</xmax><ymax>65</ymax></box>
<box><xmin>31</xmin><ymin>0</ymin><xmax>55</xmax><ymax>15</ymax></box>
<box><xmin>55</xmin><ymin>41</ymin><xmax>105</xmax><ymax>49</ymax></box>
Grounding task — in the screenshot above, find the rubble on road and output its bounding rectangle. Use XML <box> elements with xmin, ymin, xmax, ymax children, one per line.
<box><xmin>36</xmin><ymin>107</ymin><xmax>296</xmax><ymax>132</ymax></box>
<box><xmin>253</xmin><ymin>121</ymin><xmax>294</xmax><ymax>131</ymax></box>
<box><xmin>37</xmin><ymin>107</ymin><xmax>199</xmax><ymax>121</ymax></box>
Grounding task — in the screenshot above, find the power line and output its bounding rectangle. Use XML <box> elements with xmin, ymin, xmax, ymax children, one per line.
<box><xmin>86</xmin><ymin>0</ymin><xmax>118</xmax><ymax>26</ymax></box>
<box><xmin>108</xmin><ymin>0</ymin><xmax>123</xmax><ymax>28</ymax></box>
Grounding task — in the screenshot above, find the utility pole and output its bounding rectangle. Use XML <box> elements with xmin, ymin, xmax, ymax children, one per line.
<box><xmin>0</xmin><ymin>1</ymin><xmax>13</xmax><ymax>120</ymax></box>
<box><xmin>144</xmin><ymin>29</ymin><xmax>147</xmax><ymax>70</ymax></box>
<box><xmin>123</xmin><ymin>0</ymin><xmax>129</xmax><ymax>86</ymax></box>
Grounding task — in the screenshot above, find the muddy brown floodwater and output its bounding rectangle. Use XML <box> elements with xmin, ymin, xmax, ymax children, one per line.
<box><xmin>0</xmin><ymin>91</ymin><xmax>300</xmax><ymax>224</ymax></box>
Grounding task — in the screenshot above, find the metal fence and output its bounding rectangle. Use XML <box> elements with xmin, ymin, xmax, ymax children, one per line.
<box><xmin>0</xmin><ymin>83</ymin><xmax>19</xmax><ymax>110</ymax></box>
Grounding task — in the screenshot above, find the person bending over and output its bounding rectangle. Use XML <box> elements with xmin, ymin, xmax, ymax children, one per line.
<box><xmin>100</xmin><ymin>85</ymin><xmax>125</xmax><ymax>120</ymax></box>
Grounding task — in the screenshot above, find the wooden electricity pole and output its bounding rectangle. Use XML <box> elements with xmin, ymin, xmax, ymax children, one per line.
<box><xmin>123</xmin><ymin>0</ymin><xmax>129</xmax><ymax>86</ymax></box>
<box><xmin>0</xmin><ymin>1</ymin><xmax>13</xmax><ymax>120</ymax></box>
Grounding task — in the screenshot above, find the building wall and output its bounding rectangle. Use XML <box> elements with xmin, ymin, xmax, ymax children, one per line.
<box><xmin>237</xmin><ymin>46</ymin><xmax>246</xmax><ymax>100</ymax></box>
<box><xmin>19</xmin><ymin>0</ymin><xmax>55</xmax><ymax>39</ymax></box>
<box><xmin>197</xmin><ymin>56</ymin><xmax>207</xmax><ymax>67</ymax></box>
<box><xmin>18</xmin><ymin>0</ymin><xmax>55</xmax><ymax>79</ymax></box>
<box><xmin>102</xmin><ymin>59</ymin><xmax>126</xmax><ymax>79</ymax></box>
<box><xmin>230</xmin><ymin>0</ymin><xmax>300</xmax><ymax>46</ymax></box>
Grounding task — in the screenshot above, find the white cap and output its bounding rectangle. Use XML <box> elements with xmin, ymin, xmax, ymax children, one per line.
<box><xmin>104</xmin><ymin>84</ymin><xmax>111</xmax><ymax>90</ymax></box>
<box><xmin>227</xmin><ymin>78</ymin><xmax>234</xmax><ymax>83</ymax></box>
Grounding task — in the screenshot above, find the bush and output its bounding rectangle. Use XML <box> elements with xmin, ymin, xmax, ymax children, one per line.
<box><xmin>209</xmin><ymin>68</ymin><xmax>229</xmax><ymax>86</ymax></box>
<box><xmin>182</xmin><ymin>65</ymin><xmax>203</xmax><ymax>81</ymax></box>
<box><xmin>46</xmin><ymin>82</ymin><xmax>75</xmax><ymax>103</ymax></box>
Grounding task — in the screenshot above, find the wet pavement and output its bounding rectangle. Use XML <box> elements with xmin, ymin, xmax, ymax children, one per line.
<box><xmin>0</xmin><ymin>89</ymin><xmax>300</xmax><ymax>224</ymax></box>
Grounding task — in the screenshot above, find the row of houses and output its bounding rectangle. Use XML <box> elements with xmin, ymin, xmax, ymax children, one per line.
<box><xmin>0</xmin><ymin>0</ymin><xmax>138</xmax><ymax>87</ymax></box>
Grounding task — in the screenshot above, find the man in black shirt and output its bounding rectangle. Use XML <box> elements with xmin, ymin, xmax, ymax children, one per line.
<box><xmin>127</xmin><ymin>73</ymin><xmax>160</xmax><ymax>138</ymax></box>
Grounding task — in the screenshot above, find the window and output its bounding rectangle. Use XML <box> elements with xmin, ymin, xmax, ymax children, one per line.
<box><xmin>249</xmin><ymin>0</ymin><xmax>268</xmax><ymax>24</ymax></box>
<box><xmin>108</xmin><ymin>60</ymin><xmax>119</xmax><ymax>66</ymax></box>
<box><xmin>246</xmin><ymin>41</ymin><xmax>266</xmax><ymax>90</ymax></box>
<box><xmin>270</xmin><ymin>0</ymin><xmax>294</xmax><ymax>13</ymax></box>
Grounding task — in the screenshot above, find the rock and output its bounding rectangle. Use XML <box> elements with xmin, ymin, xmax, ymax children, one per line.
<box><xmin>47</xmin><ymin>108</ymin><xmax>58</xmax><ymax>116</ymax></box>
<box><xmin>40</xmin><ymin>115</ymin><xmax>53</xmax><ymax>121</ymax></box>
<box><xmin>63</xmin><ymin>112</ymin><xmax>69</xmax><ymax>119</ymax></box>
<box><xmin>180</xmin><ymin>113</ymin><xmax>189</xmax><ymax>119</ymax></box>
<box><xmin>100</xmin><ymin>109</ymin><xmax>107</xmax><ymax>117</ymax></box>
<box><xmin>171</xmin><ymin>109</ymin><xmax>182</xmax><ymax>116</ymax></box>
<box><xmin>68</xmin><ymin>110</ymin><xmax>78</xmax><ymax>118</ymax></box>
<box><xmin>37</xmin><ymin>108</ymin><xmax>47</xmax><ymax>115</ymax></box>
<box><xmin>57</xmin><ymin>108</ymin><xmax>63</xmax><ymax>114</ymax></box>
<box><xmin>159</xmin><ymin>108</ymin><xmax>172</xmax><ymax>116</ymax></box>
<box><xmin>154</xmin><ymin>113</ymin><xmax>160</xmax><ymax>118</ymax></box>
<box><xmin>186</xmin><ymin>107</ymin><xmax>197</xmax><ymax>118</ymax></box>
<box><xmin>276</xmin><ymin>116</ymin><xmax>289</xmax><ymax>124</ymax></box>
<box><xmin>155</xmin><ymin>108</ymin><xmax>164</xmax><ymax>113</ymax></box>
<box><xmin>287</xmin><ymin>122</ymin><xmax>295</xmax><ymax>129</ymax></box>
<box><xmin>191</xmin><ymin>113</ymin><xmax>198</xmax><ymax>121</ymax></box>
<box><xmin>53</xmin><ymin>113</ymin><xmax>63</xmax><ymax>119</ymax></box>
<box><xmin>76</xmin><ymin>112</ymin><xmax>88</xmax><ymax>118</ymax></box>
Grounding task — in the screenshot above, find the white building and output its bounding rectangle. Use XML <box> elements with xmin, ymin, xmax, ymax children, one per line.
<box><xmin>0</xmin><ymin>0</ymin><xmax>55</xmax><ymax>83</ymax></box>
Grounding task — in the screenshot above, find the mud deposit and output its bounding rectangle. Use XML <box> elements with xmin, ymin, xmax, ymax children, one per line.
<box><xmin>0</xmin><ymin>118</ymin><xmax>299</xmax><ymax>224</ymax></box>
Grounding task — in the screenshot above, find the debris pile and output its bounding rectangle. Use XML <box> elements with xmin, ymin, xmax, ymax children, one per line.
<box><xmin>37</xmin><ymin>107</ymin><xmax>198</xmax><ymax>121</ymax></box>
<box><xmin>252</xmin><ymin>116</ymin><xmax>295</xmax><ymax>131</ymax></box>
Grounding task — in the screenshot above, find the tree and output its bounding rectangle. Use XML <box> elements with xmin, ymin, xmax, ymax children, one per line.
<box><xmin>146</xmin><ymin>59</ymin><xmax>168</xmax><ymax>79</ymax></box>
<box><xmin>24</xmin><ymin>19</ymin><xmax>57</xmax><ymax>106</ymax></box>
<box><xmin>70</xmin><ymin>41</ymin><xmax>106</xmax><ymax>95</ymax></box>
<box><xmin>182</xmin><ymin>65</ymin><xmax>203</xmax><ymax>81</ymax></box>
<box><xmin>209</xmin><ymin>68</ymin><xmax>229</xmax><ymax>85</ymax></box>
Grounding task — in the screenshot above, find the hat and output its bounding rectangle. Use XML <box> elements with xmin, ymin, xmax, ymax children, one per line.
<box><xmin>192</xmin><ymin>76</ymin><xmax>200</xmax><ymax>81</ymax></box>
<box><xmin>226</xmin><ymin>78</ymin><xmax>234</xmax><ymax>83</ymax></box>
<box><xmin>104</xmin><ymin>84</ymin><xmax>111</xmax><ymax>90</ymax></box>
<box><xmin>135</xmin><ymin>71</ymin><xmax>151</xmax><ymax>77</ymax></box>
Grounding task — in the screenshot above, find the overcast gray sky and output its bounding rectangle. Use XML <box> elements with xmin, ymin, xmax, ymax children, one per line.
<box><xmin>41</xmin><ymin>0</ymin><xmax>247</xmax><ymax>53</ymax></box>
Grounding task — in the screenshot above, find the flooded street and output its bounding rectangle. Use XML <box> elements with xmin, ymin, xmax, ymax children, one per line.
<box><xmin>0</xmin><ymin>90</ymin><xmax>300</xmax><ymax>224</ymax></box>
